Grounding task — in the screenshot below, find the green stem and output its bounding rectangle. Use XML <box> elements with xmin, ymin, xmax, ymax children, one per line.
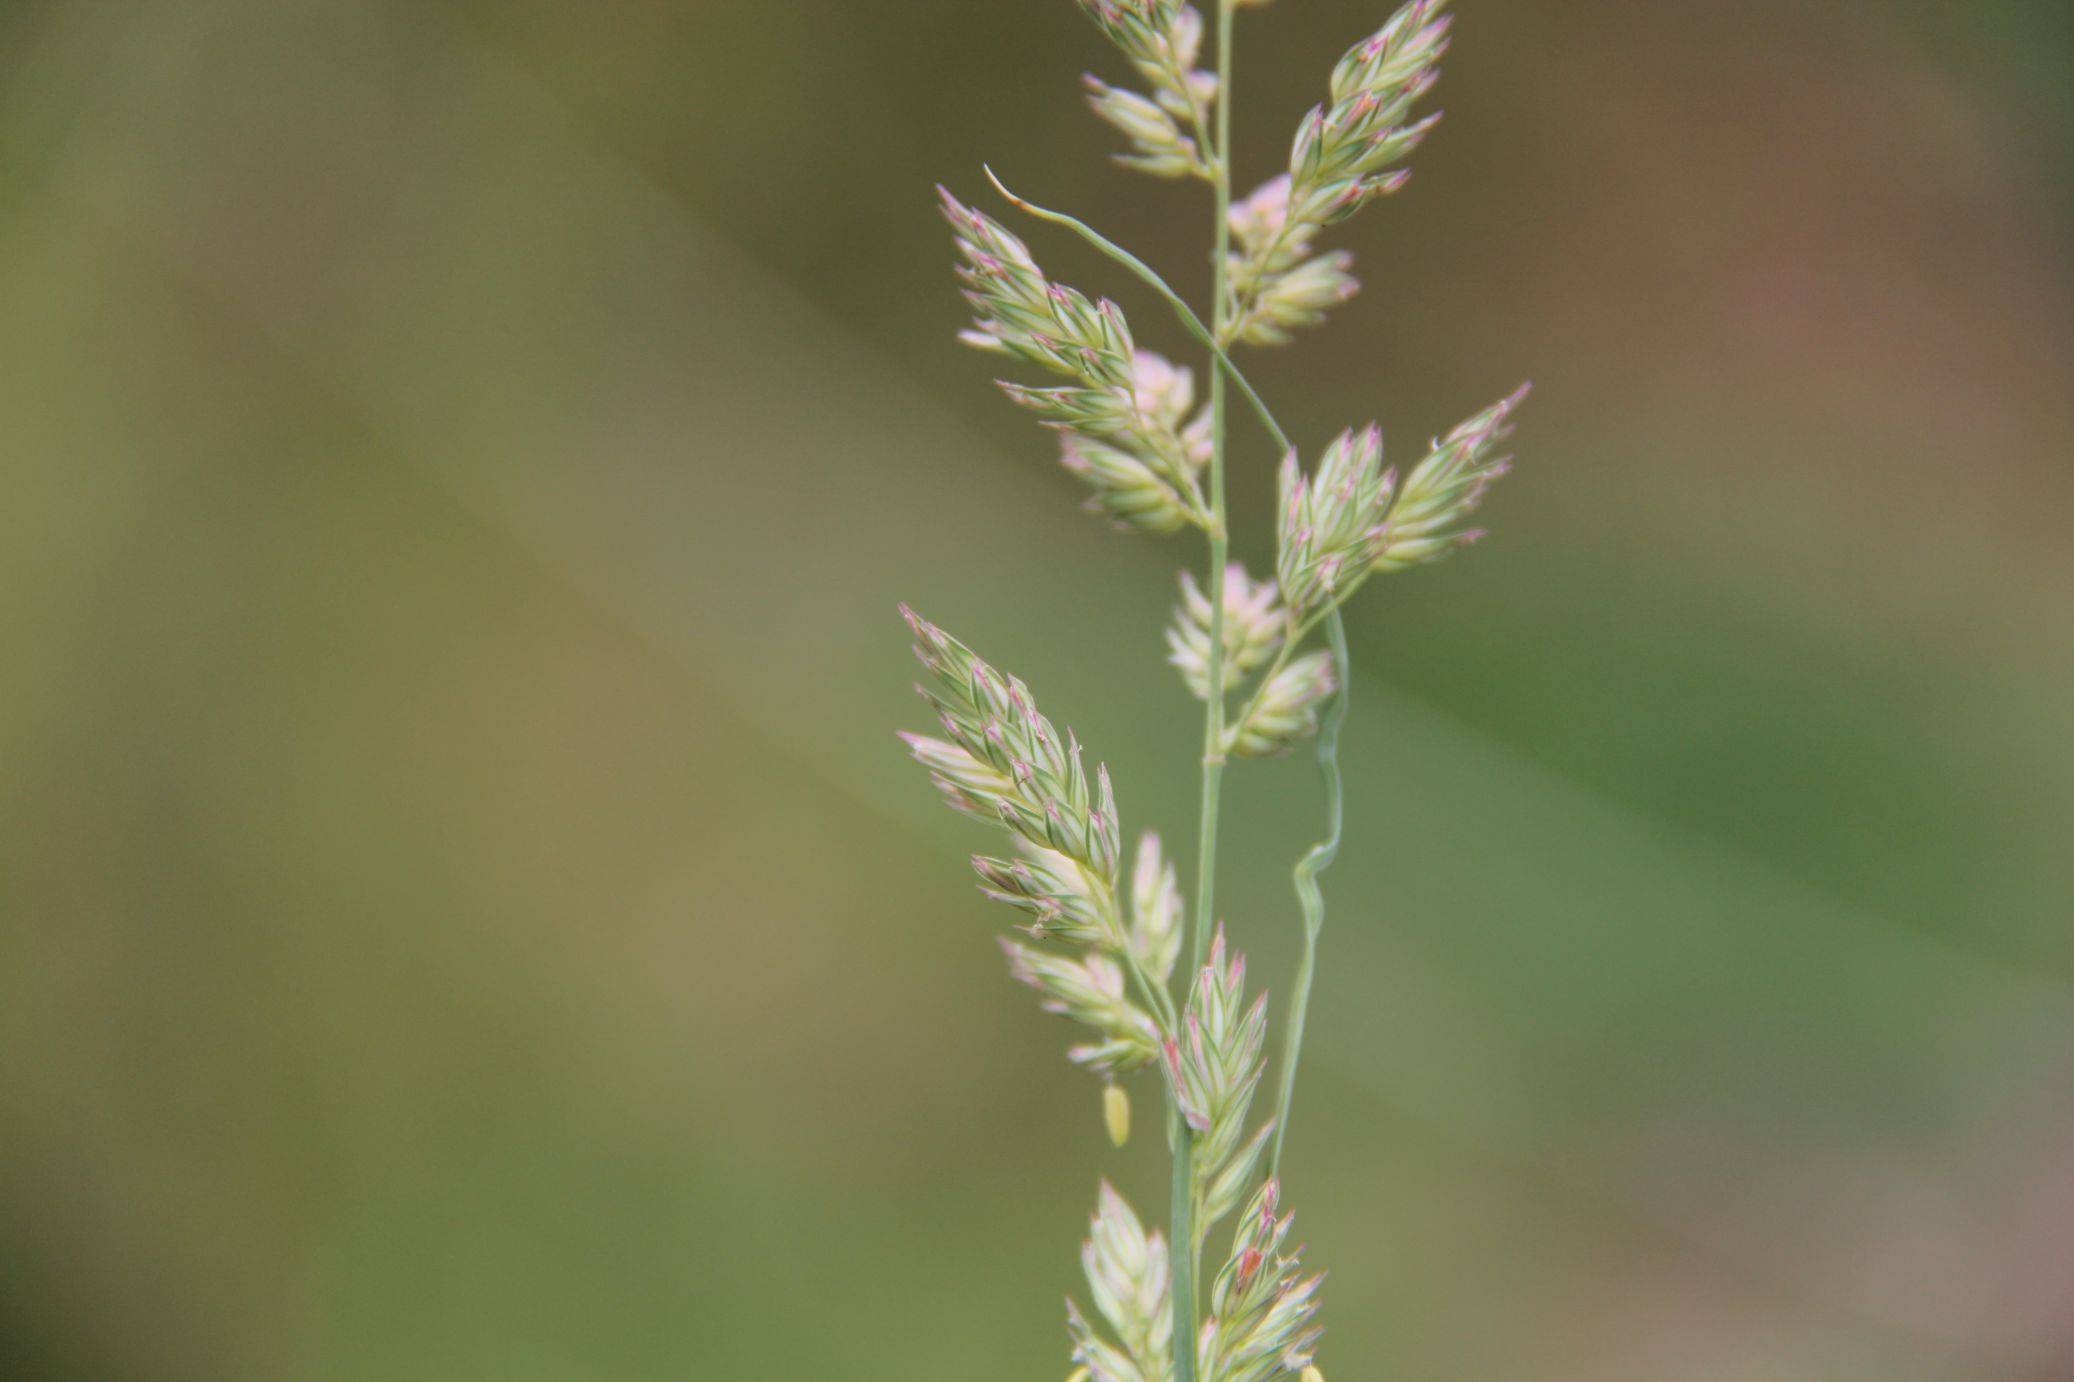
<box><xmin>1169</xmin><ymin>6</ymin><xmax>1237</xmax><ymax>1373</ymax></box>
<box><xmin>1267</xmin><ymin>608</ymin><xmax>1350</xmax><ymax>1178</ymax></box>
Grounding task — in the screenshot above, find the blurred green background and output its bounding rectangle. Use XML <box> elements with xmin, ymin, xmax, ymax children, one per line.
<box><xmin>3</xmin><ymin>0</ymin><xmax>2071</xmax><ymax>1377</ymax></box>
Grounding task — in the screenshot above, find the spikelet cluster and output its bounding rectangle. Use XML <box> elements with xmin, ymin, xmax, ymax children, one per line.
<box><xmin>1225</xmin><ymin>0</ymin><xmax>1453</xmax><ymax>347</ymax></box>
<box><xmin>1077</xmin><ymin>1</ymin><xmax>1216</xmax><ymax>180</ymax></box>
<box><xmin>1276</xmin><ymin>386</ymin><xmax>1528</xmax><ymax>619</ymax></box>
<box><xmin>1225</xmin><ymin>652</ymin><xmax>1337</xmax><ymax>759</ymax></box>
<box><xmin>900</xmin><ymin>608</ymin><xmax>1166</xmax><ymax>1083</ymax></box>
<box><xmin>1002</xmin><ymin>941</ymin><xmax>1160</xmax><ymax>1077</ymax></box>
<box><xmin>1372</xmin><ymin>385</ymin><xmax>1530</xmax><ymax>572</ymax></box>
<box><xmin>1067</xmin><ymin>1182</ymin><xmax>1175</xmax><ymax>1381</ymax></box>
<box><xmin>1199</xmin><ymin>1181</ymin><xmax>1325</xmax><ymax>1381</ymax></box>
<box><xmin>1275</xmin><ymin>425</ymin><xmax>1397</xmax><ymax>621</ymax></box>
<box><xmin>1164</xmin><ymin>565</ymin><xmax>1336</xmax><ymax>759</ymax></box>
<box><xmin>1166</xmin><ymin>564</ymin><xmax>1285</xmax><ymax>700</ymax></box>
<box><xmin>942</xmin><ymin>190</ymin><xmax>1210</xmax><ymax>533</ymax></box>
<box><xmin>1163</xmin><ymin>929</ymin><xmax>1276</xmax><ymax>1240</ymax></box>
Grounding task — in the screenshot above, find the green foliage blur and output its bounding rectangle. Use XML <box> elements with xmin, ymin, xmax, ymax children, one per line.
<box><xmin>3</xmin><ymin>0</ymin><xmax>2071</xmax><ymax>1376</ymax></box>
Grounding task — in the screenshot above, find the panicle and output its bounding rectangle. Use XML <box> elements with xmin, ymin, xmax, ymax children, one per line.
<box><xmin>1372</xmin><ymin>384</ymin><xmax>1530</xmax><ymax>572</ymax></box>
<box><xmin>1001</xmin><ymin>938</ymin><xmax>1161</xmax><ymax>1076</ymax></box>
<box><xmin>1128</xmin><ymin>831</ymin><xmax>1184</xmax><ymax>984</ymax></box>
<box><xmin>1165</xmin><ymin>563</ymin><xmax>1286</xmax><ymax>701</ymax></box>
<box><xmin>1275</xmin><ymin>425</ymin><xmax>1397</xmax><ymax>621</ymax></box>
<box><xmin>1225</xmin><ymin>651</ymin><xmax>1337</xmax><ymax>758</ymax></box>
<box><xmin>1161</xmin><ymin>928</ymin><xmax>1276</xmax><ymax>1241</ymax></box>
<box><xmin>1200</xmin><ymin>1180</ymin><xmax>1326</xmax><ymax>1382</ymax></box>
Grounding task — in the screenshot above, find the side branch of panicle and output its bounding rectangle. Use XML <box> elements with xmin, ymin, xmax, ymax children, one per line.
<box><xmin>1225</xmin><ymin>0</ymin><xmax>1454</xmax><ymax>348</ymax></box>
<box><xmin>1275</xmin><ymin>385</ymin><xmax>1527</xmax><ymax>623</ymax></box>
<box><xmin>941</xmin><ymin>188</ymin><xmax>1211</xmax><ymax>534</ymax></box>
<box><xmin>1198</xmin><ymin>1180</ymin><xmax>1326</xmax><ymax>1381</ymax></box>
<box><xmin>1076</xmin><ymin>1</ymin><xmax>1216</xmax><ymax>179</ymax></box>
<box><xmin>899</xmin><ymin>608</ymin><xmax>1171</xmax><ymax>1087</ymax></box>
<box><xmin>899</xmin><ymin>605</ymin><xmax>1123</xmax><ymax>926</ymax></box>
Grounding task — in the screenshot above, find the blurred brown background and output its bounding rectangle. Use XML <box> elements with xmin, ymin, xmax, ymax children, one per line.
<box><xmin>2</xmin><ymin>0</ymin><xmax>2071</xmax><ymax>1377</ymax></box>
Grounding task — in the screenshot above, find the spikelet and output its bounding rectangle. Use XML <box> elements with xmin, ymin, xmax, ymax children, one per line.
<box><xmin>1127</xmin><ymin>831</ymin><xmax>1184</xmax><ymax>984</ymax></box>
<box><xmin>1161</xmin><ymin>929</ymin><xmax>1276</xmax><ymax>1240</ymax></box>
<box><xmin>1166</xmin><ymin>564</ymin><xmax>1285</xmax><ymax>701</ymax></box>
<box><xmin>1371</xmin><ymin>385</ymin><xmax>1530</xmax><ymax>572</ymax></box>
<box><xmin>1200</xmin><ymin>1180</ymin><xmax>1326</xmax><ymax>1381</ymax></box>
<box><xmin>1068</xmin><ymin>1182</ymin><xmax>1175</xmax><ymax>1381</ymax></box>
<box><xmin>1275</xmin><ymin>425</ymin><xmax>1398</xmax><ymax>621</ymax></box>
<box><xmin>1225</xmin><ymin>651</ymin><xmax>1337</xmax><ymax>759</ymax></box>
<box><xmin>1002</xmin><ymin>939</ymin><xmax>1161</xmax><ymax>1076</ymax></box>
<box><xmin>973</xmin><ymin>841</ymin><xmax>1122</xmax><ymax>947</ymax></box>
<box><xmin>1085</xmin><ymin>73</ymin><xmax>1211</xmax><ymax>181</ymax></box>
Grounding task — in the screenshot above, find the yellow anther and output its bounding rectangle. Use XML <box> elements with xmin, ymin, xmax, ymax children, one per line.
<box><xmin>1103</xmin><ymin>1084</ymin><xmax>1131</xmax><ymax>1147</ymax></box>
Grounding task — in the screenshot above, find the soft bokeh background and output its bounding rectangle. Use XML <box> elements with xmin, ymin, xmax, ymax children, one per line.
<box><xmin>3</xmin><ymin>0</ymin><xmax>2071</xmax><ymax>1376</ymax></box>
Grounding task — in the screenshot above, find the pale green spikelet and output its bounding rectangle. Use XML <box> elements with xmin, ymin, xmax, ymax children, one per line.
<box><xmin>1371</xmin><ymin>384</ymin><xmax>1530</xmax><ymax>572</ymax></box>
<box><xmin>1128</xmin><ymin>831</ymin><xmax>1184</xmax><ymax>984</ymax></box>
<box><xmin>1225</xmin><ymin>651</ymin><xmax>1337</xmax><ymax>759</ymax></box>
<box><xmin>1201</xmin><ymin>1180</ymin><xmax>1325</xmax><ymax>1381</ymax></box>
<box><xmin>1068</xmin><ymin>1182</ymin><xmax>1175</xmax><ymax>1382</ymax></box>
<box><xmin>1166</xmin><ymin>564</ymin><xmax>1285</xmax><ymax>701</ymax></box>
<box><xmin>1085</xmin><ymin>73</ymin><xmax>1212</xmax><ymax>180</ymax></box>
<box><xmin>1060</xmin><ymin>432</ymin><xmax>1200</xmax><ymax>533</ymax></box>
<box><xmin>1161</xmin><ymin>928</ymin><xmax>1276</xmax><ymax>1241</ymax></box>
<box><xmin>973</xmin><ymin>841</ymin><xmax>1123</xmax><ymax>947</ymax></box>
<box><xmin>1274</xmin><ymin>424</ymin><xmax>1396</xmax><ymax>621</ymax></box>
<box><xmin>1002</xmin><ymin>938</ymin><xmax>1161</xmax><ymax>1075</ymax></box>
